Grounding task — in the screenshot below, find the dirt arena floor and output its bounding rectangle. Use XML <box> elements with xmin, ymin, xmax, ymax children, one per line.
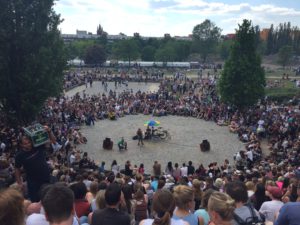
<box><xmin>66</xmin><ymin>81</ymin><xmax>244</xmax><ymax>173</ymax></box>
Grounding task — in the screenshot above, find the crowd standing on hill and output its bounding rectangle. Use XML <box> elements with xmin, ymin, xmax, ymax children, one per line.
<box><xmin>0</xmin><ymin>67</ymin><xmax>300</xmax><ymax>225</ymax></box>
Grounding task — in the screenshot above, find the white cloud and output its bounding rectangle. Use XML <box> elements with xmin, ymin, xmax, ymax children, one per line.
<box><xmin>54</xmin><ymin>0</ymin><xmax>300</xmax><ymax>36</ymax></box>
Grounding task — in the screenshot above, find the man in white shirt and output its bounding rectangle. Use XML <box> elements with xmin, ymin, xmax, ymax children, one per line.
<box><xmin>180</xmin><ymin>163</ymin><xmax>188</xmax><ymax>177</ymax></box>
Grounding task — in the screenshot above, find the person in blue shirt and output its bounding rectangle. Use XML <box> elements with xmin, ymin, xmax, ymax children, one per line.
<box><xmin>274</xmin><ymin>202</ymin><xmax>300</xmax><ymax>225</ymax></box>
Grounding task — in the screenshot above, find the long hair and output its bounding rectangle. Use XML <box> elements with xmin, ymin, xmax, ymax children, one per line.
<box><xmin>152</xmin><ymin>189</ymin><xmax>175</xmax><ymax>225</ymax></box>
<box><xmin>122</xmin><ymin>184</ymin><xmax>133</xmax><ymax>214</ymax></box>
<box><xmin>208</xmin><ymin>192</ymin><xmax>235</xmax><ymax>222</ymax></box>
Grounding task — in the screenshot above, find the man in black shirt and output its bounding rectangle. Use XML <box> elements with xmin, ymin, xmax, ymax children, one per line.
<box><xmin>91</xmin><ymin>183</ymin><xmax>130</xmax><ymax>225</ymax></box>
<box><xmin>187</xmin><ymin>160</ymin><xmax>195</xmax><ymax>175</ymax></box>
<box><xmin>15</xmin><ymin>126</ymin><xmax>54</xmax><ymax>202</ymax></box>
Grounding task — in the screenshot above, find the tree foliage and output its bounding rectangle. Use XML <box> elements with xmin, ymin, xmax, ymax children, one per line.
<box><xmin>277</xmin><ymin>45</ymin><xmax>293</xmax><ymax>68</ymax></box>
<box><xmin>112</xmin><ymin>39</ymin><xmax>140</xmax><ymax>64</ymax></box>
<box><xmin>219</xmin><ymin>40</ymin><xmax>233</xmax><ymax>60</ymax></box>
<box><xmin>266</xmin><ymin>22</ymin><xmax>300</xmax><ymax>55</ymax></box>
<box><xmin>218</xmin><ymin>20</ymin><xmax>266</xmax><ymax>109</ymax></box>
<box><xmin>0</xmin><ymin>0</ymin><xmax>66</xmax><ymax>124</ymax></box>
<box><xmin>84</xmin><ymin>44</ymin><xmax>107</xmax><ymax>65</ymax></box>
<box><xmin>141</xmin><ymin>46</ymin><xmax>156</xmax><ymax>61</ymax></box>
<box><xmin>192</xmin><ymin>19</ymin><xmax>221</xmax><ymax>62</ymax></box>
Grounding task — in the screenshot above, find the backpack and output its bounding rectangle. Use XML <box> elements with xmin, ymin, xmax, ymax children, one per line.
<box><xmin>233</xmin><ymin>203</ymin><xmax>265</xmax><ymax>225</ymax></box>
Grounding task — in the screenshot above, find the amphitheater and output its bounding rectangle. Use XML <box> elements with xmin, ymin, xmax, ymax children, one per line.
<box><xmin>66</xmin><ymin>81</ymin><xmax>244</xmax><ymax>173</ymax></box>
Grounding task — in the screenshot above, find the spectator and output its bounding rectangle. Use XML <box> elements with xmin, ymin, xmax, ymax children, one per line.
<box><xmin>192</xmin><ymin>179</ymin><xmax>203</xmax><ymax>210</ymax></box>
<box><xmin>274</xmin><ymin>201</ymin><xmax>300</xmax><ymax>225</ymax></box>
<box><xmin>259</xmin><ymin>185</ymin><xmax>283</xmax><ymax>223</ymax></box>
<box><xmin>91</xmin><ymin>183</ymin><xmax>130</xmax><ymax>225</ymax></box>
<box><xmin>187</xmin><ymin>161</ymin><xmax>195</xmax><ymax>175</ymax></box>
<box><xmin>194</xmin><ymin>189</ymin><xmax>215</xmax><ymax>225</ymax></box>
<box><xmin>225</xmin><ymin>181</ymin><xmax>263</xmax><ymax>225</ymax></box>
<box><xmin>139</xmin><ymin>189</ymin><xmax>188</xmax><ymax>225</ymax></box>
<box><xmin>0</xmin><ymin>188</ymin><xmax>25</xmax><ymax>225</ymax></box>
<box><xmin>180</xmin><ymin>163</ymin><xmax>188</xmax><ymax>177</ymax></box>
<box><xmin>172</xmin><ymin>185</ymin><xmax>200</xmax><ymax>225</ymax></box>
<box><xmin>70</xmin><ymin>182</ymin><xmax>90</xmax><ymax>220</ymax></box>
<box><xmin>153</xmin><ymin>161</ymin><xmax>161</xmax><ymax>177</ymax></box>
<box><xmin>250</xmin><ymin>183</ymin><xmax>268</xmax><ymax>211</ymax></box>
<box><xmin>27</xmin><ymin>184</ymin><xmax>78</xmax><ymax>225</ymax></box>
<box><xmin>207</xmin><ymin>192</ymin><xmax>235</xmax><ymax>225</ymax></box>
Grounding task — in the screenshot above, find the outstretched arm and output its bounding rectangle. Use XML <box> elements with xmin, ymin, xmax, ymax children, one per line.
<box><xmin>44</xmin><ymin>126</ymin><xmax>56</xmax><ymax>144</ymax></box>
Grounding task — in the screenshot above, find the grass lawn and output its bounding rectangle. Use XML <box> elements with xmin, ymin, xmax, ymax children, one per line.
<box><xmin>265</xmin><ymin>67</ymin><xmax>297</xmax><ymax>77</ymax></box>
<box><xmin>265</xmin><ymin>79</ymin><xmax>300</xmax><ymax>101</ymax></box>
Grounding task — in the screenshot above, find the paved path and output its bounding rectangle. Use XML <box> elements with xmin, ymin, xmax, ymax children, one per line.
<box><xmin>66</xmin><ymin>82</ymin><xmax>244</xmax><ymax>173</ymax></box>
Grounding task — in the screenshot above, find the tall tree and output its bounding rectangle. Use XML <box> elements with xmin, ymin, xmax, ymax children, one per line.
<box><xmin>113</xmin><ymin>39</ymin><xmax>140</xmax><ymax>65</ymax></box>
<box><xmin>266</xmin><ymin>24</ymin><xmax>274</xmax><ymax>55</ymax></box>
<box><xmin>84</xmin><ymin>44</ymin><xmax>107</xmax><ymax>66</ymax></box>
<box><xmin>219</xmin><ymin>40</ymin><xmax>233</xmax><ymax>60</ymax></box>
<box><xmin>0</xmin><ymin>0</ymin><xmax>66</xmax><ymax>124</ymax></box>
<box><xmin>192</xmin><ymin>19</ymin><xmax>221</xmax><ymax>62</ymax></box>
<box><xmin>155</xmin><ymin>42</ymin><xmax>177</xmax><ymax>62</ymax></box>
<box><xmin>218</xmin><ymin>20</ymin><xmax>265</xmax><ymax>109</ymax></box>
<box><xmin>277</xmin><ymin>45</ymin><xmax>293</xmax><ymax>68</ymax></box>
<box><xmin>141</xmin><ymin>46</ymin><xmax>156</xmax><ymax>61</ymax></box>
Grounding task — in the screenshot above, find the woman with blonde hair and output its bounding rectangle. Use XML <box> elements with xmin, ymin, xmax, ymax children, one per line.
<box><xmin>0</xmin><ymin>188</ymin><xmax>25</xmax><ymax>225</ymax></box>
<box><xmin>208</xmin><ymin>192</ymin><xmax>235</xmax><ymax>225</ymax></box>
<box><xmin>139</xmin><ymin>189</ymin><xmax>188</xmax><ymax>225</ymax></box>
<box><xmin>172</xmin><ymin>185</ymin><xmax>200</xmax><ymax>225</ymax></box>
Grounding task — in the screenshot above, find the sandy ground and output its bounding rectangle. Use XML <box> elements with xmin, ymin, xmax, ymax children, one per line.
<box><xmin>65</xmin><ymin>81</ymin><xmax>160</xmax><ymax>98</ymax></box>
<box><xmin>66</xmin><ymin>82</ymin><xmax>244</xmax><ymax>173</ymax></box>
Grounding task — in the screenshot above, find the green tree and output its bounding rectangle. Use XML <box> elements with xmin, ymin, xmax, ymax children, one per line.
<box><xmin>155</xmin><ymin>43</ymin><xmax>177</xmax><ymax>62</ymax></box>
<box><xmin>266</xmin><ymin>24</ymin><xmax>274</xmax><ymax>55</ymax></box>
<box><xmin>84</xmin><ymin>44</ymin><xmax>107</xmax><ymax>66</ymax></box>
<box><xmin>192</xmin><ymin>19</ymin><xmax>222</xmax><ymax>62</ymax></box>
<box><xmin>219</xmin><ymin>40</ymin><xmax>233</xmax><ymax>60</ymax></box>
<box><xmin>141</xmin><ymin>46</ymin><xmax>156</xmax><ymax>61</ymax></box>
<box><xmin>70</xmin><ymin>40</ymin><xmax>95</xmax><ymax>59</ymax></box>
<box><xmin>218</xmin><ymin>20</ymin><xmax>265</xmax><ymax>109</ymax></box>
<box><xmin>277</xmin><ymin>45</ymin><xmax>293</xmax><ymax>68</ymax></box>
<box><xmin>0</xmin><ymin>0</ymin><xmax>66</xmax><ymax>124</ymax></box>
<box><xmin>113</xmin><ymin>39</ymin><xmax>140</xmax><ymax>65</ymax></box>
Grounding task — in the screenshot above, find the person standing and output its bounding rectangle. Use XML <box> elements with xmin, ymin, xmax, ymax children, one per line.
<box><xmin>15</xmin><ymin>126</ymin><xmax>55</xmax><ymax>202</ymax></box>
<box><xmin>137</xmin><ymin>128</ymin><xmax>144</xmax><ymax>146</ymax></box>
<box><xmin>187</xmin><ymin>161</ymin><xmax>195</xmax><ymax>175</ymax></box>
<box><xmin>153</xmin><ymin>161</ymin><xmax>161</xmax><ymax>177</ymax></box>
<box><xmin>180</xmin><ymin>163</ymin><xmax>188</xmax><ymax>177</ymax></box>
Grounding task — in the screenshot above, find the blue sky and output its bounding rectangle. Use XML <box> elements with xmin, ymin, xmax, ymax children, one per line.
<box><xmin>54</xmin><ymin>0</ymin><xmax>300</xmax><ymax>37</ymax></box>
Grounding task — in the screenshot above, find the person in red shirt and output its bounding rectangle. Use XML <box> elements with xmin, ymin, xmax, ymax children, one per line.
<box><xmin>70</xmin><ymin>182</ymin><xmax>91</xmax><ymax>219</ymax></box>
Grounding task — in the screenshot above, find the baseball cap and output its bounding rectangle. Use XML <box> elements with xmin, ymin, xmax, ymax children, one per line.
<box><xmin>267</xmin><ymin>186</ymin><xmax>282</xmax><ymax>199</ymax></box>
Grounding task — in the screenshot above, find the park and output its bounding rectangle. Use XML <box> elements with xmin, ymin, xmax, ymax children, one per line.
<box><xmin>1</xmin><ymin>1</ymin><xmax>300</xmax><ymax>225</ymax></box>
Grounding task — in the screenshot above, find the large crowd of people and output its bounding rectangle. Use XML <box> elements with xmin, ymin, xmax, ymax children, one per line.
<box><xmin>0</xmin><ymin>67</ymin><xmax>300</xmax><ymax>225</ymax></box>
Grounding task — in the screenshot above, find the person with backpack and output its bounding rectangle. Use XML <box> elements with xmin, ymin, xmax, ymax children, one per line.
<box><xmin>225</xmin><ymin>181</ymin><xmax>264</xmax><ymax>225</ymax></box>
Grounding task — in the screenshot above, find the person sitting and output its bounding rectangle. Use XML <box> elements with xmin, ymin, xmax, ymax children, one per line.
<box><xmin>117</xmin><ymin>137</ymin><xmax>127</xmax><ymax>151</ymax></box>
<box><xmin>151</xmin><ymin>126</ymin><xmax>158</xmax><ymax>136</ymax></box>
<box><xmin>103</xmin><ymin>138</ymin><xmax>113</xmax><ymax>150</ymax></box>
<box><xmin>108</xmin><ymin>111</ymin><xmax>116</xmax><ymax>120</ymax></box>
<box><xmin>144</xmin><ymin>126</ymin><xmax>151</xmax><ymax>140</ymax></box>
<box><xmin>200</xmin><ymin>140</ymin><xmax>210</xmax><ymax>152</ymax></box>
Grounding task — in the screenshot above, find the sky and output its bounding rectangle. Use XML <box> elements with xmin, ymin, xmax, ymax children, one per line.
<box><xmin>54</xmin><ymin>0</ymin><xmax>300</xmax><ymax>37</ymax></box>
